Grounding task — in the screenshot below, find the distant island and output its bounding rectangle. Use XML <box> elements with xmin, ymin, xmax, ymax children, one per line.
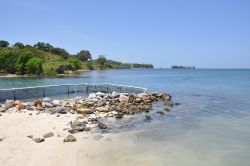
<box><xmin>0</xmin><ymin>40</ymin><xmax>153</xmax><ymax>77</ymax></box>
<box><xmin>171</xmin><ymin>65</ymin><xmax>195</xmax><ymax>69</ymax></box>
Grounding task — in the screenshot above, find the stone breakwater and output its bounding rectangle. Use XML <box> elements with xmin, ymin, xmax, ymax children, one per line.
<box><xmin>0</xmin><ymin>91</ymin><xmax>174</xmax><ymax>143</ymax></box>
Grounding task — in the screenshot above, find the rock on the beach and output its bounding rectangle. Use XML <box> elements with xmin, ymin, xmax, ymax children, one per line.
<box><xmin>3</xmin><ymin>103</ymin><xmax>14</xmax><ymax>110</ymax></box>
<box><xmin>97</xmin><ymin>99</ymin><xmax>106</xmax><ymax>107</ymax></box>
<box><xmin>96</xmin><ymin>92</ymin><xmax>105</xmax><ymax>97</ymax></box>
<box><xmin>111</xmin><ymin>91</ymin><xmax>120</xmax><ymax>98</ymax></box>
<box><xmin>88</xmin><ymin>93</ymin><xmax>96</xmax><ymax>99</ymax></box>
<box><xmin>0</xmin><ymin>107</ymin><xmax>6</xmax><ymax>112</ymax></box>
<box><xmin>27</xmin><ymin>135</ymin><xmax>33</xmax><ymax>139</ymax></box>
<box><xmin>119</xmin><ymin>94</ymin><xmax>129</xmax><ymax>103</ymax></box>
<box><xmin>5</xmin><ymin>99</ymin><xmax>14</xmax><ymax>104</ymax></box>
<box><xmin>33</xmin><ymin>138</ymin><xmax>45</xmax><ymax>143</ymax></box>
<box><xmin>43</xmin><ymin>132</ymin><xmax>54</xmax><ymax>138</ymax></box>
<box><xmin>54</xmin><ymin>106</ymin><xmax>67</xmax><ymax>114</ymax></box>
<box><xmin>42</xmin><ymin>97</ymin><xmax>52</xmax><ymax>102</ymax></box>
<box><xmin>34</xmin><ymin>100</ymin><xmax>42</xmax><ymax>107</ymax></box>
<box><xmin>115</xmin><ymin>112</ymin><xmax>124</xmax><ymax>119</ymax></box>
<box><xmin>63</xmin><ymin>135</ymin><xmax>76</xmax><ymax>142</ymax></box>
<box><xmin>44</xmin><ymin>102</ymin><xmax>53</xmax><ymax>108</ymax></box>
<box><xmin>52</xmin><ymin>100</ymin><xmax>61</xmax><ymax>106</ymax></box>
<box><xmin>76</xmin><ymin>108</ymin><xmax>94</xmax><ymax>114</ymax></box>
<box><xmin>95</xmin><ymin>107</ymin><xmax>109</xmax><ymax>112</ymax></box>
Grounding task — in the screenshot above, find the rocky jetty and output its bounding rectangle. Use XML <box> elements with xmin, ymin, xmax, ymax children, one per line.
<box><xmin>0</xmin><ymin>91</ymin><xmax>174</xmax><ymax>142</ymax></box>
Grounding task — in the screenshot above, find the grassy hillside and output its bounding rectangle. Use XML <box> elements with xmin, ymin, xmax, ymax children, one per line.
<box><xmin>0</xmin><ymin>40</ymin><xmax>153</xmax><ymax>76</ymax></box>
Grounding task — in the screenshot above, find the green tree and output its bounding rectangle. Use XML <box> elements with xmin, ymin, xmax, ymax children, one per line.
<box><xmin>96</xmin><ymin>55</ymin><xmax>107</xmax><ymax>66</ymax></box>
<box><xmin>76</xmin><ymin>50</ymin><xmax>92</xmax><ymax>61</ymax></box>
<box><xmin>0</xmin><ymin>48</ymin><xmax>19</xmax><ymax>73</ymax></box>
<box><xmin>51</xmin><ymin>47</ymin><xmax>70</xmax><ymax>59</ymax></box>
<box><xmin>13</xmin><ymin>42</ymin><xmax>25</xmax><ymax>49</ymax></box>
<box><xmin>25</xmin><ymin>57</ymin><xmax>43</xmax><ymax>74</ymax></box>
<box><xmin>68</xmin><ymin>57</ymin><xmax>81</xmax><ymax>71</ymax></box>
<box><xmin>34</xmin><ymin>42</ymin><xmax>53</xmax><ymax>52</ymax></box>
<box><xmin>15</xmin><ymin>51</ymin><xmax>33</xmax><ymax>74</ymax></box>
<box><xmin>0</xmin><ymin>40</ymin><xmax>10</xmax><ymax>48</ymax></box>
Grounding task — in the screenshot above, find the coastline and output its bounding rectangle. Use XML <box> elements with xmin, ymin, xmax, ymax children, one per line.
<box><xmin>0</xmin><ymin>70</ymin><xmax>90</xmax><ymax>78</ymax></box>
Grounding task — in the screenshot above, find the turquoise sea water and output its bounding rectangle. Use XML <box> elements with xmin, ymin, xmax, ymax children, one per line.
<box><xmin>1</xmin><ymin>69</ymin><xmax>250</xmax><ymax>165</ymax></box>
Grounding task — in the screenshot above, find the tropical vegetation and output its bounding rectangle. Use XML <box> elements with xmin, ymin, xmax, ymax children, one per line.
<box><xmin>0</xmin><ymin>40</ymin><xmax>153</xmax><ymax>76</ymax></box>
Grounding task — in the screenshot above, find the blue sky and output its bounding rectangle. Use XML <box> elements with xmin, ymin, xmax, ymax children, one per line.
<box><xmin>0</xmin><ymin>0</ymin><xmax>249</xmax><ymax>68</ymax></box>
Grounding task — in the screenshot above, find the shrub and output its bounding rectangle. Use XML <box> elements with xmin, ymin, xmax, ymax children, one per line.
<box><xmin>26</xmin><ymin>57</ymin><xmax>43</xmax><ymax>74</ymax></box>
<box><xmin>68</xmin><ymin>57</ymin><xmax>81</xmax><ymax>71</ymax></box>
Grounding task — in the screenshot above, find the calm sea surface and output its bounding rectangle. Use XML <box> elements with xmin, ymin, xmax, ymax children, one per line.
<box><xmin>1</xmin><ymin>69</ymin><xmax>250</xmax><ymax>165</ymax></box>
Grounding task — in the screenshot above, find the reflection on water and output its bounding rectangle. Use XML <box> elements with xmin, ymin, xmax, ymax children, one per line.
<box><xmin>1</xmin><ymin>69</ymin><xmax>250</xmax><ymax>165</ymax></box>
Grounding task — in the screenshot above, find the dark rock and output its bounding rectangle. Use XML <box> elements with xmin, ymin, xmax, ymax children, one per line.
<box><xmin>115</xmin><ymin>112</ymin><xmax>124</xmax><ymax>119</ymax></box>
<box><xmin>27</xmin><ymin>135</ymin><xmax>33</xmax><ymax>139</ymax></box>
<box><xmin>174</xmin><ymin>103</ymin><xmax>181</xmax><ymax>106</ymax></box>
<box><xmin>43</xmin><ymin>132</ymin><xmax>54</xmax><ymax>138</ymax></box>
<box><xmin>63</xmin><ymin>135</ymin><xmax>76</xmax><ymax>142</ymax></box>
<box><xmin>68</xmin><ymin>129</ymin><xmax>79</xmax><ymax>134</ymax></box>
<box><xmin>145</xmin><ymin>115</ymin><xmax>152</xmax><ymax>121</ymax></box>
<box><xmin>98</xmin><ymin>122</ymin><xmax>107</xmax><ymax>129</ymax></box>
<box><xmin>128</xmin><ymin>95</ymin><xmax>136</xmax><ymax>103</ymax></box>
<box><xmin>33</xmin><ymin>138</ymin><xmax>45</xmax><ymax>143</ymax></box>
<box><xmin>29</xmin><ymin>113</ymin><xmax>32</xmax><ymax>115</ymax></box>
<box><xmin>0</xmin><ymin>113</ymin><xmax>2</xmax><ymax>116</ymax></box>
<box><xmin>156</xmin><ymin>111</ymin><xmax>165</xmax><ymax>115</ymax></box>
<box><xmin>0</xmin><ymin>137</ymin><xmax>5</xmax><ymax>141</ymax></box>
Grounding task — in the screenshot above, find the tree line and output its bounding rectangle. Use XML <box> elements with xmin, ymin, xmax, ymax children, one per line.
<box><xmin>0</xmin><ymin>40</ymin><xmax>153</xmax><ymax>76</ymax></box>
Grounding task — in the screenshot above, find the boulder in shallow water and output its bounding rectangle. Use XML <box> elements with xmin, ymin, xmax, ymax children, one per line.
<box><xmin>98</xmin><ymin>122</ymin><xmax>107</xmax><ymax>129</ymax></box>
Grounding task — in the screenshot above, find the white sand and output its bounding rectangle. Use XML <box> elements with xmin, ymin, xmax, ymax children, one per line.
<box><xmin>0</xmin><ymin>112</ymin><xmax>109</xmax><ymax>166</ymax></box>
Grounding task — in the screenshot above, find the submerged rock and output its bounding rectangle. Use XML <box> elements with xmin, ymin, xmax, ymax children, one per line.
<box><xmin>144</xmin><ymin>115</ymin><xmax>152</xmax><ymax>121</ymax></box>
<box><xmin>98</xmin><ymin>122</ymin><xmax>107</xmax><ymax>129</ymax></box>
